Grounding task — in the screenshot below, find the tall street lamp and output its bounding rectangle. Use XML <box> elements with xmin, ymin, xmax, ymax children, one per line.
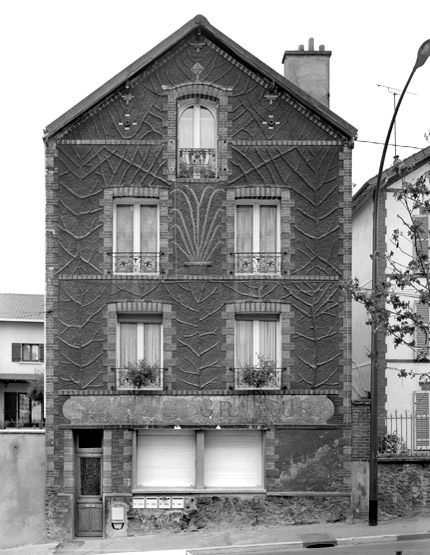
<box><xmin>369</xmin><ymin>38</ymin><xmax>430</xmax><ymax>526</ymax></box>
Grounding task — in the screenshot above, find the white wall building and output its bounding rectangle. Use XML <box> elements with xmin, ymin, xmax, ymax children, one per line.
<box><xmin>352</xmin><ymin>146</ymin><xmax>430</xmax><ymax>451</ymax></box>
<box><xmin>0</xmin><ymin>293</ymin><xmax>44</xmax><ymax>427</ymax></box>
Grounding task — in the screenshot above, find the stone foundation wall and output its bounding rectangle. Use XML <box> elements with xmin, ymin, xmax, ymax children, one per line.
<box><xmin>106</xmin><ymin>494</ymin><xmax>350</xmax><ymax>537</ymax></box>
<box><xmin>379</xmin><ymin>461</ymin><xmax>430</xmax><ymax>516</ymax></box>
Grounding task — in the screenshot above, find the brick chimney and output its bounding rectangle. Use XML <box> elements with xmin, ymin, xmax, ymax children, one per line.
<box><xmin>282</xmin><ymin>38</ymin><xmax>331</xmax><ymax>107</ymax></box>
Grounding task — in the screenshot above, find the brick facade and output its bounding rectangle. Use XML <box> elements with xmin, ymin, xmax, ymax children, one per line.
<box><xmin>44</xmin><ymin>15</ymin><xmax>356</xmax><ymax>539</ymax></box>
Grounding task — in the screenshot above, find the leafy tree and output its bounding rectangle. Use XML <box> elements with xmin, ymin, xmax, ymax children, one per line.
<box><xmin>350</xmin><ymin>168</ymin><xmax>430</xmax><ymax>380</ymax></box>
<box><xmin>27</xmin><ymin>373</ymin><xmax>44</xmax><ymax>405</ymax></box>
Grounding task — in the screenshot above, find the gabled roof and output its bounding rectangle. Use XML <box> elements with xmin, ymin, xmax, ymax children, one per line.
<box><xmin>0</xmin><ymin>293</ymin><xmax>44</xmax><ymax>322</ymax></box>
<box><xmin>352</xmin><ymin>144</ymin><xmax>430</xmax><ymax>214</ymax></box>
<box><xmin>44</xmin><ymin>14</ymin><xmax>356</xmax><ymax>141</ymax></box>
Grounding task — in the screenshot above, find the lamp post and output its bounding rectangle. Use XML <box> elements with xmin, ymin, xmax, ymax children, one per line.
<box><xmin>369</xmin><ymin>38</ymin><xmax>430</xmax><ymax>527</ymax></box>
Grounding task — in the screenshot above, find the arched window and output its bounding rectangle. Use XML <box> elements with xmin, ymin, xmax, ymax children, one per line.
<box><xmin>178</xmin><ymin>99</ymin><xmax>217</xmax><ymax>178</ymax></box>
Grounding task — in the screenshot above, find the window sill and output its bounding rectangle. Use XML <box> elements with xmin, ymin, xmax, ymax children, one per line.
<box><xmin>132</xmin><ymin>487</ymin><xmax>266</xmax><ymax>494</ymax></box>
<box><xmin>113</xmin><ymin>272</ymin><xmax>160</xmax><ymax>277</ymax></box>
<box><xmin>117</xmin><ymin>387</ymin><xmax>163</xmax><ymax>392</ymax></box>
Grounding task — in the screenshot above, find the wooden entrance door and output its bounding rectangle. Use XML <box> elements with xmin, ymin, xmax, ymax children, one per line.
<box><xmin>76</xmin><ymin>443</ymin><xmax>103</xmax><ymax>536</ymax></box>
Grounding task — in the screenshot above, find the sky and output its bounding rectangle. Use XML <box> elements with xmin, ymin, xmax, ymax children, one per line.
<box><xmin>1</xmin><ymin>0</ymin><xmax>430</xmax><ymax>295</ymax></box>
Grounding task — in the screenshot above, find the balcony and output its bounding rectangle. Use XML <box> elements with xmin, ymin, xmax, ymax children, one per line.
<box><xmin>233</xmin><ymin>365</ymin><xmax>282</xmax><ymax>390</ymax></box>
<box><xmin>178</xmin><ymin>148</ymin><xmax>217</xmax><ymax>179</ymax></box>
<box><xmin>112</xmin><ymin>252</ymin><xmax>160</xmax><ymax>274</ymax></box>
<box><xmin>116</xmin><ymin>365</ymin><xmax>164</xmax><ymax>391</ymax></box>
<box><xmin>233</xmin><ymin>252</ymin><xmax>282</xmax><ymax>274</ymax></box>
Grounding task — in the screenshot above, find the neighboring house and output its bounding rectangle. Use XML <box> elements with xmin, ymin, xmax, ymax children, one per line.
<box><xmin>0</xmin><ymin>293</ymin><xmax>44</xmax><ymax>427</ymax></box>
<box><xmin>352</xmin><ymin>145</ymin><xmax>430</xmax><ymax>451</ymax></box>
<box><xmin>44</xmin><ymin>15</ymin><xmax>356</xmax><ymax>539</ymax></box>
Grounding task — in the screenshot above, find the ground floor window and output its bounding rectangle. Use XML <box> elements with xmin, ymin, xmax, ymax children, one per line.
<box><xmin>3</xmin><ymin>391</ymin><xmax>43</xmax><ymax>427</ymax></box>
<box><xmin>135</xmin><ymin>429</ymin><xmax>264</xmax><ymax>490</ymax></box>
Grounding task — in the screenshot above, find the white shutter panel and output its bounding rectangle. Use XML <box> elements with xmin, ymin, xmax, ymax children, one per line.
<box><xmin>203</xmin><ymin>430</ymin><xmax>263</xmax><ymax>488</ymax></box>
<box><xmin>415</xmin><ymin>303</ymin><xmax>429</xmax><ymax>357</ymax></box>
<box><xmin>413</xmin><ymin>215</ymin><xmax>429</xmax><ymax>261</ymax></box>
<box><xmin>137</xmin><ymin>431</ymin><xmax>196</xmax><ymax>487</ymax></box>
<box><xmin>414</xmin><ymin>392</ymin><xmax>430</xmax><ymax>449</ymax></box>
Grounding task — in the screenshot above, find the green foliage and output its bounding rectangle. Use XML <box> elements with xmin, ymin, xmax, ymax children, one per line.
<box><xmin>125</xmin><ymin>359</ymin><xmax>160</xmax><ymax>389</ymax></box>
<box><xmin>27</xmin><ymin>373</ymin><xmax>44</xmax><ymax>403</ymax></box>
<box><xmin>349</xmin><ymin>169</ymin><xmax>430</xmax><ymax>380</ymax></box>
<box><xmin>378</xmin><ymin>432</ymin><xmax>407</xmax><ymax>455</ymax></box>
<box><xmin>240</xmin><ymin>355</ymin><xmax>276</xmax><ymax>388</ymax></box>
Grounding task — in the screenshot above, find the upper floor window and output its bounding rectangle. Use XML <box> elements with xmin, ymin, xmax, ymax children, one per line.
<box><xmin>113</xmin><ymin>202</ymin><xmax>159</xmax><ymax>274</ymax></box>
<box><xmin>234</xmin><ymin>203</ymin><xmax>281</xmax><ymax>274</ymax></box>
<box><xmin>178</xmin><ymin>99</ymin><xmax>217</xmax><ymax>179</ymax></box>
<box><xmin>12</xmin><ymin>343</ymin><xmax>44</xmax><ymax>363</ymax></box>
<box><xmin>234</xmin><ymin>315</ymin><xmax>281</xmax><ymax>389</ymax></box>
<box><xmin>116</xmin><ymin>314</ymin><xmax>163</xmax><ymax>389</ymax></box>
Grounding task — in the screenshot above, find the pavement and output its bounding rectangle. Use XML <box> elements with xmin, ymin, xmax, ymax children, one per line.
<box><xmin>1</xmin><ymin>515</ymin><xmax>430</xmax><ymax>555</ymax></box>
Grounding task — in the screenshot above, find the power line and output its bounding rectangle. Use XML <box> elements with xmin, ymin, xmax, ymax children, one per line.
<box><xmin>356</xmin><ymin>139</ymin><xmax>422</xmax><ymax>149</ymax></box>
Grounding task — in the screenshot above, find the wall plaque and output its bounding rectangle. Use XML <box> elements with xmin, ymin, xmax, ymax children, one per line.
<box><xmin>62</xmin><ymin>394</ymin><xmax>334</xmax><ymax>426</ymax></box>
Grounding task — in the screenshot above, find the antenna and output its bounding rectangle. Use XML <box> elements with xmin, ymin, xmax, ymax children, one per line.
<box><xmin>377</xmin><ymin>84</ymin><xmax>418</xmax><ymax>162</ymax></box>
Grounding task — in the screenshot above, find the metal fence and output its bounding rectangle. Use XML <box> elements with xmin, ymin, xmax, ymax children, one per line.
<box><xmin>379</xmin><ymin>411</ymin><xmax>430</xmax><ymax>457</ymax></box>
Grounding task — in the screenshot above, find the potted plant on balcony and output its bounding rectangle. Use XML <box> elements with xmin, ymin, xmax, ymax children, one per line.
<box><xmin>124</xmin><ymin>359</ymin><xmax>160</xmax><ymax>389</ymax></box>
<box><xmin>240</xmin><ymin>355</ymin><xmax>276</xmax><ymax>388</ymax></box>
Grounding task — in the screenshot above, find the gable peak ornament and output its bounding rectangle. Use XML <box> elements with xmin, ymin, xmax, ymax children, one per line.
<box><xmin>264</xmin><ymin>81</ymin><xmax>279</xmax><ymax>105</ymax></box>
<box><xmin>191</xmin><ymin>62</ymin><xmax>204</xmax><ymax>81</ymax></box>
<box><xmin>120</xmin><ymin>82</ymin><xmax>134</xmax><ymax>106</ymax></box>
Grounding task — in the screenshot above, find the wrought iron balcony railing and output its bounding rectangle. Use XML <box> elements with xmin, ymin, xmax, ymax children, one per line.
<box><xmin>116</xmin><ymin>367</ymin><xmax>164</xmax><ymax>390</ymax></box>
<box><xmin>233</xmin><ymin>366</ymin><xmax>282</xmax><ymax>390</ymax></box>
<box><xmin>178</xmin><ymin>148</ymin><xmax>217</xmax><ymax>179</ymax></box>
<box><xmin>232</xmin><ymin>252</ymin><xmax>282</xmax><ymax>274</ymax></box>
<box><xmin>112</xmin><ymin>252</ymin><xmax>161</xmax><ymax>274</ymax></box>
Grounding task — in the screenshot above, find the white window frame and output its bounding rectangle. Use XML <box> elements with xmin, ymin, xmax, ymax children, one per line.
<box><xmin>235</xmin><ymin>315</ymin><xmax>281</xmax><ymax>367</ymax></box>
<box><xmin>133</xmin><ymin>429</ymin><xmax>265</xmax><ymax>493</ymax></box>
<box><xmin>113</xmin><ymin>200</ymin><xmax>160</xmax><ymax>274</ymax></box>
<box><xmin>178</xmin><ymin>98</ymin><xmax>217</xmax><ymax>149</ymax></box>
<box><xmin>235</xmin><ymin>201</ymin><xmax>281</xmax><ymax>274</ymax></box>
<box><xmin>22</xmin><ymin>344</ymin><xmax>40</xmax><ymax>362</ymax></box>
<box><xmin>116</xmin><ymin>315</ymin><xmax>163</xmax><ymax>390</ymax></box>
<box><xmin>116</xmin><ymin>316</ymin><xmax>163</xmax><ymax>367</ymax></box>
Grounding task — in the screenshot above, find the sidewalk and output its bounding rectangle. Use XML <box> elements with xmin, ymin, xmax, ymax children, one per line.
<box><xmin>2</xmin><ymin>515</ymin><xmax>430</xmax><ymax>555</ymax></box>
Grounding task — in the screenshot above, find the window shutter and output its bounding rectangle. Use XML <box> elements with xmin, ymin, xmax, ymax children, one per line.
<box><xmin>12</xmin><ymin>343</ymin><xmax>22</xmax><ymax>362</ymax></box>
<box><xmin>415</xmin><ymin>303</ymin><xmax>429</xmax><ymax>357</ymax></box>
<box><xmin>136</xmin><ymin>430</ymin><xmax>196</xmax><ymax>488</ymax></box>
<box><xmin>413</xmin><ymin>215</ymin><xmax>429</xmax><ymax>262</ymax></box>
<box><xmin>203</xmin><ymin>430</ymin><xmax>263</xmax><ymax>488</ymax></box>
<box><xmin>39</xmin><ymin>344</ymin><xmax>44</xmax><ymax>362</ymax></box>
<box><xmin>414</xmin><ymin>392</ymin><xmax>430</xmax><ymax>449</ymax></box>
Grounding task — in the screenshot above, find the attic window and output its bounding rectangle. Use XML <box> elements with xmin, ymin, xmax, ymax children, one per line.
<box><xmin>177</xmin><ymin>99</ymin><xmax>217</xmax><ymax>179</ymax></box>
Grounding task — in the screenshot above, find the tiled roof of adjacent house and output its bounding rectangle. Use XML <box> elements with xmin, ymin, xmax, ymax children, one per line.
<box><xmin>0</xmin><ymin>373</ymin><xmax>42</xmax><ymax>381</ymax></box>
<box><xmin>0</xmin><ymin>293</ymin><xmax>44</xmax><ymax>321</ymax></box>
<box><xmin>352</xmin><ymin>144</ymin><xmax>430</xmax><ymax>212</ymax></box>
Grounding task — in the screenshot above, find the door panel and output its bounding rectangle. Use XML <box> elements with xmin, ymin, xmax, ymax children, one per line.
<box><xmin>76</xmin><ymin>454</ymin><xmax>103</xmax><ymax>537</ymax></box>
<box><xmin>77</xmin><ymin>502</ymin><xmax>103</xmax><ymax>536</ymax></box>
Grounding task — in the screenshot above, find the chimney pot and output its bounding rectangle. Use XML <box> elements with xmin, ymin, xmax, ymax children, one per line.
<box><xmin>308</xmin><ymin>38</ymin><xmax>314</xmax><ymax>51</ymax></box>
<box><xmin>299</xmin><ymin>44</ymin><xmax>304</xmax><ymax>51</ymax></box>
<box><xmin>319</xmin><ymin>44</ymin><xmax>325</xmax><ymax>52</ymax></box>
